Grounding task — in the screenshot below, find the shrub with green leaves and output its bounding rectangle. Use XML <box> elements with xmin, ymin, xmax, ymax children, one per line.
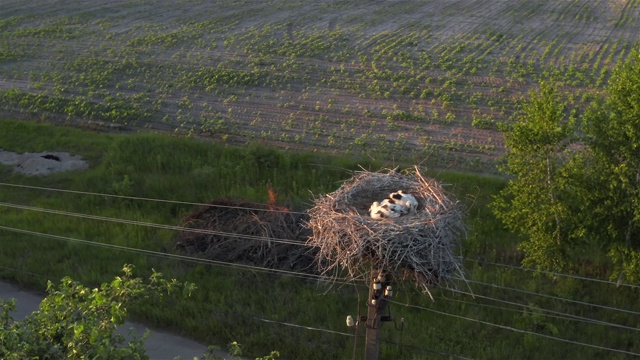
<box><xmin>0</xmin><ymin>264</ymin><xmax>196</xmax><ymax>360</ymax></box>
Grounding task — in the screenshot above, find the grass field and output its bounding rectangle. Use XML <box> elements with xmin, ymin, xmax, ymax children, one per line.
<box><xmin>1</xmin><ymin>119</ymin><xmax>640</xmax><ymax>359</ymax></box>
<box><xmin>2</xmin><ymin>0</ymin><xmax>639</xmax><ymax>173</ymax></box>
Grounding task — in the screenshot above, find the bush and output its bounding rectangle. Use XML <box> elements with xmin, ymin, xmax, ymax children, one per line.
<box><xmin>0</xmin><ymin>264</ymin><xmax>196</xmax><ymax>360</ymax></box>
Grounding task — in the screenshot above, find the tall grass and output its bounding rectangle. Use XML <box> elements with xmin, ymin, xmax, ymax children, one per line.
<box><xmin>1</xmin><ymin>119</ymin><xmax>638</xmax><ymax>359</ymax></box>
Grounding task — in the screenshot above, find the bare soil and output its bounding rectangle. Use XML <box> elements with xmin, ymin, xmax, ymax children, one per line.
<box><xmin>1</xmin><ymin>0</ymin><xmax>638</xmax><ymax>173</ymax></box>
<box><xmin>0</xmin><ymin>150</ymin><xmax>88</xmax><ymax>176</ymax></box>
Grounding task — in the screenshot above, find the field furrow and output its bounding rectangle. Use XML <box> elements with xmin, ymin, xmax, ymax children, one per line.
<box><xmin>1</xmin><ymin>0</ymin><xmax>638</xmax><ymax>173</ymax></box>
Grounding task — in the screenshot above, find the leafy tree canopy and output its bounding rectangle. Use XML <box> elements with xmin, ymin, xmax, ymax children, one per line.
<box><xmin>492</xmin><ymin>81</ymin><xmax>579</xmax><ymax>272</ymax></box>
<box><xmin>583</xmin><ymin>48</ymin><xmax>640</xmax><ymax>282</ymax></box>
<box><xmin>493</xmin><ymin>47</ymin><xmax>640</xmax><ymax>282</ymax></box>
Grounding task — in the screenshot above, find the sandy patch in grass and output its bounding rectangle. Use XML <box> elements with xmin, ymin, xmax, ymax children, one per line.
<box><xmin>0</xmin><ymin>149</ymin><xmax>88</xmax><ymax>176</ymax></box>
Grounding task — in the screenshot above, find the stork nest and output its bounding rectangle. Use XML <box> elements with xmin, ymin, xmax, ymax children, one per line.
<box><xmin>174</xmin><ymin>199</ymin><xmax>317</xmax><ymax>275</ymax></box>
<box><xmin>306</xmin><ymin>167</ymin><xmax>466</xmax><ymax>293</ymax></box>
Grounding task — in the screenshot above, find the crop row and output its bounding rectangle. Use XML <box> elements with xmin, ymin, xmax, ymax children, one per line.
<box><xmin>0</xmin><ymin>0</ymin><xmax>637</xmax><ymax>171</ymax></box>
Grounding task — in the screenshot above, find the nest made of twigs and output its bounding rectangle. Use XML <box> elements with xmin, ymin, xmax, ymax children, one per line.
<box><xmin>175</xmin><ymin>199</ymin><xmax>317</xmax><ymax>274</ymax></box>
<box><xmin>306</xmin><ymin>166</ymin><xmax>466</xmax><ymax>293</ymax></box>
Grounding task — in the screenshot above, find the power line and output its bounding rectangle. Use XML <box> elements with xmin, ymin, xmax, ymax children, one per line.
<box><xmin>0</xmin><ymin>258</ymin><xmax>354</xmax><ymax>339</ymax></box>
<box><xmin>4</xmin><ymin>200</ymin><xmax>640</xmax><ymax>321</ymax></box>
<box><xmin>436</xmin><ymin>294</ymin><xmax>637</xmax><ymax>331</ymax></box>
<box><xmin>457</xmin><ymin>277</ymin><xmax>640</xmax><ymax>317</ymax></box>
<box><xmin>2</xmin><ymin>228</ymin><xmax>638</xmax><ymax>357</ymax></box>
<box><xmin>3</xmin><ymin>182</ymin><xmax>640</xmax><ymax>290</ymax></box>
<box><xmin>0</xmin><ymin>264</ymin><xmax>355</xmax><ymax>347</ymax></box>
<box><xmin>0</xmin><ymin>264</ymin><xmax>48</xmax><ymax>280</ymax></box>
<box><xmin>388</xmin><ymin>299</ymin><xmax>640</xmax><ymax>358</ymax></box>
<box><xmin>3</xmin><ymin>188</ymin><xmax>640</xmax><ymax>320</ymax></box>
<box><xmin>198</xmin><ymin>300</ymin><xmax>356</xmax><ymax>338</ymax></box>
<box><xmin>0</xmin><ymin>182</ymin><xmax>306</xmax><ymax>215</ymax></box>
<box><xmin>465</xmin><ymin>257</ymin><xmax>640</xmax><ymax>290</ymax></box>
<box><xmin>0</xmin><ymin>263</ymin><xmax>462</xmax><ymax>359</ymax></box>
<box><xmin>0</xmin><ymin>224</ymin><xmax>333</xmax><ymax>283</ymax></box>
<box><xmin>201</xmin><ymin>301</ymin><xmax>470</xmax><ymax>359</ymax></box>
<box><xmin>3</xmin><ymin>199</ymin><xmax>640</xmax><ymax>320</ymax></box>
<box><xmin>201</xmin><ymin>301</ymin><xmax>472</xmax><ymax>359</ymax></box>
<box><xmin>251</xmin><ymin>316</ymin><xmax>354</xmax><ymax>337</ymax></box>
<box><xmin>0</xmin><ymin>201</ymin><xmax>310</xmax><ymax>247</ymax></box>
<box><xmin>435</xmin><ymin>289</ymin><xmax>640</xmax><ymax>332</ymax></box>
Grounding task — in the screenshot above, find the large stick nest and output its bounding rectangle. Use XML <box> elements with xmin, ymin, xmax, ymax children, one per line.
<box><xmin>174</xmin><ymin>199</ymin><xmax>317</xmax><ymax>275</ymax></box>
<box><xmin>306</xmin><ymin>167</ymin><xmax>466</xmax><ymax>292</ymax></box>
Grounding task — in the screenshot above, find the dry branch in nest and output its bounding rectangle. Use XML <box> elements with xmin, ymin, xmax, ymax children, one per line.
<box><xmin>174</xmin><ymin>199</ymin><xmax>317</xmax><ymax>275</ymax></box>
<box><xmin>306</xmin><ymin>166</ymin><xmax>467</xmax><ymax>294</ymax></box>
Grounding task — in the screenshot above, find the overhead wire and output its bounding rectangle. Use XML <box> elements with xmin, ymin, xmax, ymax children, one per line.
<box><xmin>3</xmin><ymin>199</ymin><xmax>640</xmax><ymax>322</ymax></box>
<box><xmin>0</xmin><ymin>264</ymin><xmax>356</xmax><ymax>348</ymax></box>
<box><xmin>2</xmin><ymin>257</ymin><xmax>631</xmax><ymax>359</ymax></box>
<box><xmin>434</xmin><ymin>289</ymin><xmax>640</xmax><ymax>332</ymax></box>
<box><xmin>465</xmin><ymin>257</ymin><xmax>640</xmax><ymax>290</ymax></box>
<box><xmin>195</xmin><ymin>295</ymin><xmax>357</xmax><ymax>338</ymax></box>
<box><xmin>436</xmin><ymin>294</ymin><xmax>638</xmax><ymax>331</ymax></box>
<box><xmin>0</xmin><ymin>263</ymin><xmax>468</xmax><ymax>359</ymax></box>
<box><xmin>0</xmin><ymin>224</ymin><xmax>337</xmax><ymax>283</ymax></box>
<box><xmin>454</xmin><ymin>277</ymin><xmax>640</xmax><ymax>317</ymax></box>
<box><xmin>3</xmin><ymin>198</ymin><xmax>640</xmax><ymax>323</ymax></box>
<box><xmin>0</xmin><ymin>201</ymin><xmax>309</xmax><ymax>247</ymax></box>
<box><xmin>249</xmin><ymin>316</ymin><xmax>354</xmax><ymax>337</ymax></box>
<box><xmin>3</xmin><ymin>182</ymin><xmax>640</xmax><ymax>290</ymax></box>
<box><xmin>198</xmin><ymin>299</ymin><xmax>471</xmax><ymax>359</ymax></box>
<box><xmin>0</xmin><ymin>183</ymin><xmax>640</xmax><ymax>355</ymax></box>
<box><xmin>2</xmin><ymin>221</ymin><xmax>638</xmax><ymax>356</ymax></box>
<box><xmin>0</xmin><ymin>264</ymin><xmax>48</xmax><ymax>280</ymax></box>
<box><xmin>0</xmin><ymin>182</ymin><xmax>307</xmax><ymax>215</ymax></box>
<box><xmin>388</xmin><ymin>299</ymin><xmax>640</xmax><ymax>358</ymax></box>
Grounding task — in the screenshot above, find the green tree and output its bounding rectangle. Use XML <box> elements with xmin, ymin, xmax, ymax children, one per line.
<box><xmin>491</xmin><ymin>81</ymin><xmax>580</xmax><ymax>272</ymax></box>
<box><xmin>493</xmin><ymin>48</ymin><xmax>640</xmax><ymax>282</ymax></box>
<box><xmin>0</xmin><ymin>265</ymin><xmax>196</xmax><ymax>360</ymax></box>
<box><xmin>581</xmin><ymin>48</ymin><xmax>640</xmax><ymax>282</ymax></box>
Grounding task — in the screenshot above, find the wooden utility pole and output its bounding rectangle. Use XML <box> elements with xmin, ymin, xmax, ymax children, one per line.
<box><xmin>364</xmin><ymin>272</ymin><xmax>392</xmax><ymax>360</ymax></box>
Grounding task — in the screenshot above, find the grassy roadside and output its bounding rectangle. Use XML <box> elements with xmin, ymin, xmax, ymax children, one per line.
<box><xmin>1</xmin><ymin>118</ymin><xmax>638</xmax><ymax>359</ymax></box>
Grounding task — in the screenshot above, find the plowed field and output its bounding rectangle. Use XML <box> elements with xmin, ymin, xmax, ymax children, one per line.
<box><xmin>1</xmin><ymin>0</ymin><xmax>639</xmax><ymax>172</ymax></box>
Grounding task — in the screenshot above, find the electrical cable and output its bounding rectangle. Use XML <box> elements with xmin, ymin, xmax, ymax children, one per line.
<box><xmin>0</xmin><ymin>224</ymin><xmax>339</xmax><ymax>283</ymax></box>
<box><xmin>0</xmin><ymin>263</ymin><xmax>462</xmax><ymax>359</ymax></box>
<box><xmin>3</xmin><ymin>187</ymin><xmax>640</xmax><ymax>336</ymax></box>
<box><xmin>0</xmin><ymin>265</ymin><xmax>355</xmax><ymax>352</ymax></box>
<box><xmin>0</xmin><ymin>182</ymin><xmax>306</xmax><ymax>215</ymax></box>
<box><xmin>433</xmin><ymin>292</ymin><xmax>640</xmax><ymax>332</ymax></box>
<box><xmin>400</xmin><ymin>282</ymin><xmax>640</xmax><ymax>331</ymax></box>
<box><xmin>455</xmin><ymin>277</ymin><xmax>640</xmax><ymax>317</ymax></box>
<box><xmin>388</xmin><ymin>299</ymin><xmax>640</xmax><ymax>357</ymax></box>
<box><xmin>0</xmin><ymin>201</ymin><xmax>310</xmax><ymax>247</ymax></box>
<box><xmin>250</xmin><ymin>316</ymin><xmax>354</xmax><ymax>337</ymax></box>
<box><xmin>3</xmin><ymin>198</ymin><xmax>640</xmax><ymax>326</ymax></box>
<box><xmin>0</xmin><ymin>264</ymin><xmax>48</xmax><ymax>280</ymax></box>
<box><xmin>3</xmin><ymin>258</ymin><xmax>628</xmax><ymax>360</ymax></box>
<box><xmin>3</xmin><ymin>199</ymin><xmax>640</xmax><ymax>325</ymax></box>
<box><xmin>3</xmin><ymin>182</ymin><xmax>639</xmax><ymax>290</ymax></box>
<box><xmin>445</xmin><ymin>286</ymin><xmax>639</xmax><ymax>331</ymax></box>
<box><xmin>465</xmin><ymin>257</ymin><xmax>640</xmax><ymax>290</ymax></box>
<box><xmin>2</xmin><ymin>227</ymin><xmax>637</xmax><ymax>358</ymax></box>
